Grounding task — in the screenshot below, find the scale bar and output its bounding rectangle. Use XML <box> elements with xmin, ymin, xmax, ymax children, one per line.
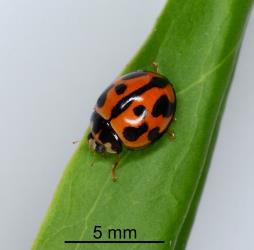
<box><xmin>65</xmin><ymin>240</ymin><xmax>164</xmax><ymax>244</ymax></box>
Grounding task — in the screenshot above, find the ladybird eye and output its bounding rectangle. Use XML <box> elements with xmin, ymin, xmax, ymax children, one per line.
<box><xmin>95</xmin><ymin>144</ymin><xmax>105</xmax><ymax>153</ymax></box>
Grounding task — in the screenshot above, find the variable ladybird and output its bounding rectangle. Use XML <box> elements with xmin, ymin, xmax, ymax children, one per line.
<box><xmin>88</xmin><ymin>67</ymin><xmax>176</xmax><ymax>180</ymax></box>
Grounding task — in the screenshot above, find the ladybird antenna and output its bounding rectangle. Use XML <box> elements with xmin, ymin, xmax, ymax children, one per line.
<box><xmin>72</xmin><ymin>140</ymin><xmax>80</xmax><ymax>144</ymax></box>
<box><xmin>112</xmin><ymin>154</ymin><xmax>121</xmax><ymax>182</ymax></box>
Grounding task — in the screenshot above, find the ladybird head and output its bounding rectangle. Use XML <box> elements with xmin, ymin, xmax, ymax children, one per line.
<box><xmin>88</xmin><ymin>112</ymin><xmax>122</xmax><ymax>154</ymax></box>
<box><xmin>88</xmin><ymin>133</ymin><xmax>106</xmax><ymax>153</ymax></box>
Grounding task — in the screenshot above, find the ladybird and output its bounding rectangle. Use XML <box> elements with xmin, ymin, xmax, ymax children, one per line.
<box><xmin>88</xmin><ymin>68</ymin><xmax>176</xmax><ymax>180</ymax></box>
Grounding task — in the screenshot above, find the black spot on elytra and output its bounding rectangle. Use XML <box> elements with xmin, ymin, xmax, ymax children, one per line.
<box><xmin>148</xmin><ymin>127</ymin><xmax>161</xmax><ymax>142</ymax></box>
<box><xmin>96</xmin><ymin>84</ymin><xmax>113</xmax><ymax>108</ymax></box>
<box><xmin>149</xmin><ymin>76</ymin><xmax>168</xmax><ymax>88</ymax></box>
<box><xmin>121</xmin><ymin>71</ymin><xmax>148</xmax><ymax>80</ymax></box>
<box><xmin>123</xmin><ymin>123</ymin><xmax>148</xmax><ymax>141</ymax></box>
<box><xmin>152</xmin><ymin>95</ymin><xmax>173</xmax><ymax>118</ymax></box>
<box><xmin>115</xmin><ymin>83</ymin><xmax>127</xmax><ymax>95</ymax></box>
<box><xmin>133</xmin><ymin>105</ymin><xmax>146</xmax><ymax>117</ymax></box>
<box><xmin>110</xmin><ymin>76</ymin><xmax>170</xmax><ymax>119</ymax></box>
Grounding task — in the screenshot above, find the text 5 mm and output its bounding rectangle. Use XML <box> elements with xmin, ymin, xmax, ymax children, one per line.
<box><xmin>93</xmin><ymin>225</ymin><xmax>137</xmax><ymax>240</ymax></box>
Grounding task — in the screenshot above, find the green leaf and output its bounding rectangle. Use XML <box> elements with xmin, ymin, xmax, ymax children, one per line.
<box><xmin>32</xmin><ymin>1</ymin><xmax>253</xmax><ymax>249</ymax></box>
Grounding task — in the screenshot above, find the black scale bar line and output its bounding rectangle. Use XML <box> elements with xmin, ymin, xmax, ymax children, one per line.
<box><xmin>65</xmin><ymin>240</ymin><xmax>165</xmax><ymax>244</ymax></box>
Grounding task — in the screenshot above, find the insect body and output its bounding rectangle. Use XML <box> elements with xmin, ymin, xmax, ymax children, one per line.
<box><xmin>88</xmin><ymin>70</ymin><xmax>176</xmax><ymax>179</ymax></box>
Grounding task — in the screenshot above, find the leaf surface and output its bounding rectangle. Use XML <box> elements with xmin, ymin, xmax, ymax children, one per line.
<box><xmin>32</xmin><ymin>0</ymin><xmax>253</xmax><ymax>249</ymax></box>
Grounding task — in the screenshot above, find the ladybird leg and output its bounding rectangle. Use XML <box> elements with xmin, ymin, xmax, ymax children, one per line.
<box><xmin>151</xmin><ymin>62</ymin><xmax>159</xmax><ymax>73</ymax></box>
<box><xmin>112</xmin><ymin>154</ymin><xmax>121</xmax><ymax>182</ymax></box>
<box><xmin>167</xmin><ymin>130</ymin><xmax>176</xmax><ymax>140</ymax></box>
